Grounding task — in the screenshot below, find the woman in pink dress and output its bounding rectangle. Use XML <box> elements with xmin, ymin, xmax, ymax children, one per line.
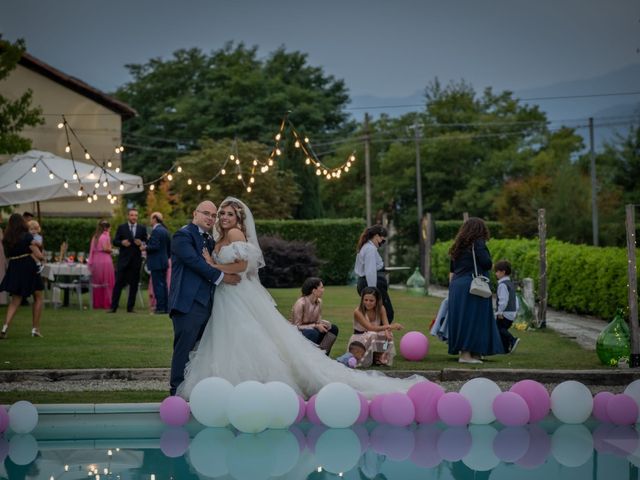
<box><xmin>87</xmin><ymin>220</ymin><xmax>115</xmax><ymax>309</ymax></box>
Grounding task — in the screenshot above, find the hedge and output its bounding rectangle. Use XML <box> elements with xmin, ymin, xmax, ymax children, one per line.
<box><xmin>433</xmin><ymin>220</ymin><xmax>505</xmax><ymax>242</ymax></box>
<box><xmin>20</xmin><ymin>217</ymin><xmax>365</xmax><ymax>286</ymax></box>
<box><xmin>431</xmin><ymin>238</ymin><xmax>635</xmax><ymax>320</ymax></box>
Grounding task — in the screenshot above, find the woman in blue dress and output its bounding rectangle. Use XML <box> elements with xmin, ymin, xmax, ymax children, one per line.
<box><xmin>447</xmin><ymin>217</ymin><xmax>503</xmax><ymax>363</ymax></box>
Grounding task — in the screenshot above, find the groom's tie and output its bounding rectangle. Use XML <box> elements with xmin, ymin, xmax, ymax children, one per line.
<box><xmin>202</xmin><ymin>232</ymin><xmax>212</xmax><ymax>253</ymax></box>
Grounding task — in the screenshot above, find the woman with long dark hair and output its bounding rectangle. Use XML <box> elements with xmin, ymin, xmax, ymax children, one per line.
<box><xmin>0</xmin><ymin>213</ymin><xmax>45</xmax><ymax>338</ymax></box>
<box><xmin>87</xmin><ymin>219</ymin><xmax>115</xmax><ymax>309</ymax></box>
<box><xmin>447</xmin><ymin>217</ymin><xmax>503</xmax><ymax>363</ymax></box>
<box><xmin>354</xmin><ymin>224</ymin><xmax>394</xmax><ymax>323</ymax></box>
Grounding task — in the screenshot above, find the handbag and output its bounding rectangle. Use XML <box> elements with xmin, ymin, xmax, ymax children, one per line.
<box><xmin>469</xmin><ymin>244</ymin><xmax>492</xmax><ymax>298</ymax></box>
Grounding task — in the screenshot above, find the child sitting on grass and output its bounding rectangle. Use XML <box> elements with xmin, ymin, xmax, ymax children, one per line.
<box><xmin>336</xmin><ymin>341</ymin><xmax>367</xmax><ymax>368</ymax></box>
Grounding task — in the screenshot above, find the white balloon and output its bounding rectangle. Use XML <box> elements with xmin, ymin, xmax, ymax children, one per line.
<box><xmin>8</xmin><ymin>434</ymin><xmax>38</xmax><ymax>466</ymax></box>
<box><xmin>459</xmin><ymin>377</ymin><xmax>502</xmax><ymax>424</ymax></box>
<box><xmin>315</xmin><ymin>428</ymin><xmax>362</xmax><ymax>474</ymax></box>
<box><xmin>8</xmin><ymin>401</ymin><xmax>38</xmax><ymax>434</ymax></box>
<box><xmin>315</xmin><ymin>382</ymin><xmax>360</xmax><ymax>428</ymax></box>
<box><xmin>226</xmin><ymin>433</ymin><xmax>275</xmax><ymax>480</ymax></box>
<box><xmin>624</xmin><ymin>379</ymin><xmax>640</xmax><ymax>422</ymax></box>
<box><xmin>227</xmin><ymin>381</ymin><xmax>273</xmax><ymax>433</ymax></box>
<box><xmin>189</xmin><ymin>376</ymin><xmax>234</xmax><ymax>427</ymax></box>
<box><xmin>188</xmin><ymin>427</ymin><xmax>235</xmax><ymax>477</ymax></box>
<box><xmin>462</xmin><ymin>425</ymin><xmax>500</xmax><ymax>471</ymax></box>
<box><xmin>265</xmin><ymin>381</ymin><xmax>299</xmax><ymax>429</ymax></box>
<box><xmin>253</xmin><ymin>430</ymin><xmax>300</xmax><ymax>477</ymax></box>
<box><xmin>550</xmin><ymin>381</ymin><xmax>593</xmax><ymax>424</ymax></box>
<box><xmin>551</xmin><ymin>424</ymin><xmax>593</xmax><ymax>467</ymax></box>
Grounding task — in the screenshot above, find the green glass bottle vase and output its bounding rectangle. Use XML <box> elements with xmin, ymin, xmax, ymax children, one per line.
<box><xmin>596</xmin><ymin>309</ymin><xmax>631</xmax><ymax>366</ymax></box>
<box><xmin>406</xmin><ymin>267</ymin><xmax>426</xmax><ymax>296</ymax></box>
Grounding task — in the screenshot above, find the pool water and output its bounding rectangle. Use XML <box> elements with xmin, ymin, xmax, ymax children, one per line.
<box><xmin>1</xmin><ymin>412</ymin><xmax>638</xmax><ymax>479</ymax></box>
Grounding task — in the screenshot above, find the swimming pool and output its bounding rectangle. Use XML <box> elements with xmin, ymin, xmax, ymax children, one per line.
<box><xmin>1</xmin><ymin>409</ymin><xmax>637</xmax><ymax>480</ymax></box>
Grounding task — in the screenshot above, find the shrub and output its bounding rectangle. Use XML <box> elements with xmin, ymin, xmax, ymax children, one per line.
<box><xmin>258</xmin><ymin>236</ymin><xmax>321</xmax><ymax>288</ymax></box>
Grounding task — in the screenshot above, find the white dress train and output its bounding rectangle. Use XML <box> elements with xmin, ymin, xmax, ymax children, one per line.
<box><xmin>177</xmin><ymin>242</ymin><xmax>424</xmax><ymax>399</ymax></box>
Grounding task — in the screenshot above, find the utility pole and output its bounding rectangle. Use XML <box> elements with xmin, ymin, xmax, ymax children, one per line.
<box><xmin>589</xmin><ymin>117</ymin><xmax>599</xmax><ymax>246</ymax></box>
<box><xmin>364</xmin><ymin>113</ymin><xmax>372</xmax><ymax>226</ymax></box>
<box><xmin>407</xmin><ymin>120</ymin><xmax>425</xmax><ymax>271</ymax></box>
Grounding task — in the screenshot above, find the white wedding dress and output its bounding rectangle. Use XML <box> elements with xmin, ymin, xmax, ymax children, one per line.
<box><xmin>176</xmin><ymin>198</ymin><xmax>424</xmax><ymax>400</ymax></box>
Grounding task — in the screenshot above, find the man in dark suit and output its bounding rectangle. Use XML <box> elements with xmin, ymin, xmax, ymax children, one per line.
<box><xmin>109</xmin><ymin>208</ymin><xmax>148</xmax><ymax>313</ymax></box>
<box><xmin>144</xmin><ymin>211</ymin><xmax>171</xmax><ymax>314</ymax></box>
<box><xmin>168</xmin><ymin>200</ymin><xmax>240</xmax><ymax>395</ymax></box>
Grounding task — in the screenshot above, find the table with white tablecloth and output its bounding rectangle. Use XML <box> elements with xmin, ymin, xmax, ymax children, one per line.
<box><xmin>41</xmin><ymin>262</ymin><xmax>91</xmax><ymax>307</ymax></box>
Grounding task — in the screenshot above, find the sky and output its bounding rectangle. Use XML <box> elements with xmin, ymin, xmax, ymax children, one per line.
<box><xmin>1</xmin><ymin>0</ymin><xmax>639</xmax><ymax>103</ymax></box>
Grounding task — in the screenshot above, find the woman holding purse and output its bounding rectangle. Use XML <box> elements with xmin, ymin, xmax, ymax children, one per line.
<box><xmin>447</xmin><ymin>217</ymin><xmax>503</xmax><ymax>363</ymax></box>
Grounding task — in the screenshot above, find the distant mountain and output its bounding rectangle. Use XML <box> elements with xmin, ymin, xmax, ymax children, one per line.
<box><xmin>349</xmin><ymin>63</ymin><xmax>640</xmax><ymax>150</ymax></box>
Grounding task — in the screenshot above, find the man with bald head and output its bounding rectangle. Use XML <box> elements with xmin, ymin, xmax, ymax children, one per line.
<box><xmin>168</xmin><ymin>201</ymin><xmax>240</xmax><ymax>395</ymax></box>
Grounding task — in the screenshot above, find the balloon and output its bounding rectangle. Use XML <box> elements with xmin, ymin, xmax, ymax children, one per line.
<box><xmin>381</xmin><ymin>392</ymin><xmax>415</xmax><ymax>427</ymax></box>
<box><xmin>0</xmin><ymin>437</ymin><xmax>8</xmax><ymax>463</ymax></box>
<box><xmin>407</xmin><ymin>380</ymin><xmax>444</xmax><ymax>424</ymax></box>
<box><xmin>8</xmin><ymin>434</ymin><xmax>38</xmax><ymax>466</ymax></box>
<box><xmin>370</xmin><ymin>424</ymin><xmax>415</xmax><ymax>461</ymax></box>
<box><xmin>8</xmin><ymin>401</ymin><xmax>38</xmax><ymax>434</ymax></box>
<box><xmin>226</xmin><ymin>433</ymin><xmax>275</xmax><ymax>480</ymax></box>
<box><xmin>190</xmin><ymin>376</ymin><xmax>233</xmax><ymax>427</ymax></box>
<box><xmin>188</xmin><ymin>427</ymin><xmax>235</xmax><ymax>477</ymax></box>
<box><xmin>265</xmin><ymin>381</ymin><xmax>299</xmax><ymax>429</ymax></box>
<box><xmin>551</xmin><ymin>424</ymin><xmax>593</xmax><ymax>467</ymax></box>
<box><xmin>550</xmin><ymin>381</ymin><xmax>593</xmax><ymax>424</ymax></box>
<box><xmin>624</xmin><ymin>379</ymin><xmax>640</xmax><ymax>421</ymax></box>
<box><xmin>437</xmin><ymin>392</ymin><xmax>472</xmax><ymax>426</ymax></box>
<box><xmin>315</xmin><ymin>428</ymin><xmax>362</xmax><ymax>474</ymax></box>
<box><xmin>159</xmin><ymin>396</ymin><xmax>190</xmax><ymax>427</ymax></box>
<box><xmin>289</xmin><ymin>425</ymin><xmax>306</xmax><ymax>453</ymax></box>
<box><xmin>516</xmin><ymin>424</ymin><xmax>551</xmax><ymax>469</ymax></box>
<box><xmin>593</xmin><ymin>423</ymin><xmax>639</xmax><ymax>457</ymax></box>
<box><xmin>295</xmin><ymin>395</ymin><xmax>306</xmax><ymax>423</ymax></box>
<box><xmin>355</xmin><ymin>392</ymin><xmax>369</xmax><ymax>424</ymax></box>
<box><xmin>509</xmin><ymin>379</ymin><xmax>550</xmax><ymax>423</ymax></box>
<box><xmin>315</xmin><ymin>382</ymin><xmax>360</xmax><ymax>428</ymax></box>
<box><xmin>592</xmin><ymin>391</ymin><xmax>614</xmax><ymax>423</ymax></box>
<box><xmin>399</xmin><ymin>331</ymin><xmax>429</xmax><ymax>361</ymax></box>
<box><xmin>160</xmin><ymin>427</ymin><xmax>190</xmax><ymax>458</ymax></box>
<box><xmin>462</xmin><ymin>425</ymin><xmax>500</xmax><ymax>472</ymax></box>
<box><xmin>0</xmin><ymin>407</ymin><xmax>8</xmax><ymax>433</ymax></box>
<box><xmin>410</xmin><ymin>424</ymin><xmax>443</xmax><ymax>468</ymax></box>
<box><xmin>492</xmin><ymin>392</ymin><xmax>530</xmax><ymax>426</ymax></box>
<box><xmin>459</xmin><ymin>377</ymin><xmax>501</xmax><ymax>424</ymax></box>
<box><xmin>352</xmin><ymin>424</ymin><xmax>370</xmax><ymax>451</ymax></box>
<box><xmin>369</xmin><ymin>394</ymin><xmax>387</xmax><ymax>423</ymax></box>
<box><xmin>493</xmin><ymin>426</ymin><xmax>530</xmax><ymax>462</ymax></box>
<box><xmin>607</xmin><ymin>393</ymin><xmax>638</xmax><ymax>426</ymax></box>
<box><xmin>305</xmin><ymin>394</ymin><xmax>322</xmax><ymax>425</ymax></box>
<box><xmin>305</xmin><ymin>424</ymin><xmax>327</xmax><ymax>453</ymax></box>
<box><xmin>227</xmin><ymin>381</ymin><xmax>274</xmax><ymax>433</ymax></box>
<box><xmin>436</xmin><ymin>426</ymin><xmax>472</xmax><ymax>461</ymax></box>
<box><xmin>259</xmin><ymin>430</ymin><xmax>300</xmax><ymax>477</ymax></box>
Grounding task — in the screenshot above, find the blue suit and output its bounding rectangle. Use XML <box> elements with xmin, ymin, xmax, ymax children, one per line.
<box><xmin>168</xmin><ymin>222</ymin><xmax>222</xmax><ymax>395</ymax></box>
<box><xmin>146</xmin><ymin>223</ymin><xmax>171</xmax><ymax>313</ymax></box>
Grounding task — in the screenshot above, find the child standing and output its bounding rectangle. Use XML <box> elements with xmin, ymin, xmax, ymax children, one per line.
<box><xmin>336</xmin><ymin>341</ymin><xmax>367</xmax><ymax>368</ymax></box>
<box><xmin>28</xmin><ymin>220</ymin><xmax>44</xmax><ymax>274</ymax></box>
<box><xmin>495</xmin><ymin>260</ymin><xmax>520</xmax><ymax>353</ymax></box>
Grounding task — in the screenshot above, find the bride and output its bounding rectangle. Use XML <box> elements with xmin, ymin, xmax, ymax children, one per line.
<box><xmin>176</xmin><ymin>197</ymin><xmax>424</xmax><ymax>399</ymax></box>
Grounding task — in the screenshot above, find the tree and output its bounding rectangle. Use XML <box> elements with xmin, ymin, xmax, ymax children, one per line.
<box><xmin>114</xmin><ymin>43</ymin><xmax>351</xmax><ymax>218</ymax></box>
<box><xmin>0</xmin><ymin>37</ymin><xmax>44</xmax><ymax>154</ymax></box>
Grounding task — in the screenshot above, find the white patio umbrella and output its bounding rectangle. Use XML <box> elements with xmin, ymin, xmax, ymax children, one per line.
<box><xmin>0</xmin><ymin>150</ymin><xmax>143</xmax><ymax>206</ymax></box>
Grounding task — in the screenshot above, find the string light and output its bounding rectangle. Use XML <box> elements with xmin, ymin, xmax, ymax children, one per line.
<box><xmin>15</xmin><ymin>180</ymin><xmax>20</xmax><ymax>189</ymax></box>
<box><xmin>63</xmin><ymin>180</ymin><xmax>69</xmax><ymax>188</ymax></box>
<box><xmin>31</xmin><ymin>164</ymin><xmax>37</xmax><ymax>173</ymax></box>
<box><xmin>49</xmin><ymin>171</ymin><xmax>54</xmax><ymax>179</ymax></box>
<box><xmin>149</xmin><ymin>184</ymin><xmax>155</xmax><ymax>191</ymax></box>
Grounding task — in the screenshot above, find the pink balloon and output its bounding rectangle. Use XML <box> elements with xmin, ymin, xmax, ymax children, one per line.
<box><xmin>160</xmin><ymin>427</ymin><xmax>190</xmax><ymax>458</ymax></box>
<box><xmin>408</xmin><ymin>381</ymin><xmax>445</xmax><ymax>424</ymax></box>
<box><xmin>516</xmin><ymin>425</ymin><xmax>551</xmax><ymax>469</ymax></box>
<box><xmin>493</xmin><ymin>426</ymin><xmax>530</xmax><ymax>462</ymax></box>
<box><xmin>382</xmin><ymin>393</ymin><xmax>415</xmax><ymax>427</ymax></box>
<box><xmin>356</xmin><ymin>393</ymin><xmax>370</xmax><ymax>424</ymax></box>
<box><xmin>159</xmin><ymin>396</ymin><xmax>190</xmax><ymax>427</ymax></box>
<box><xmin>295</xmin><ymin>395</ymin><xmax>306</xmax><ymax>423</ymax></box>
<box><xmin>510</xmin><ymin>380</ymin><xmax>550</xmax><ymax>423</ymax></box>
<box><xmin>602</xmin><ymin>425</ymin><xmax>639</xmax><ymax>457</ymax></box>
<box><xmin>592</xmin><ymin>391</ymin><xmax>614</xmax><ymax>423</ymax></box>
<box><xmin>607</xmin><ymin>394</ymin><xmax>639</xmax><ymax>425</ymax></box>
<box><xmin>369</xmin><ymin>394</ymin><xmax>387</xmax><ymax>423</ymax></box>
<box><xmin>410</xmin><ymin>424</ymin><xmax>443</xmax><ymax>468</ymax></box>
<box><xmin>0</xmin><ymin>407</ymin><xmax>8</xmax><ymax>433</ymax></box>
<box><xmin>436</xmin><ymin>392</ymin><xmax>472</xmax><ymax>426</ymax></box>
<box><xmin>371</xmin><ymin>425</ymin><xmax>416</xmax><ymax>461</ymax></box>
<box><xmin>399</xmin><ymin>331</ymin><xmax>429</xmax><ymax>361</ymax></box>
<box><xmin>436</xmin><ymin>426</ymin><xmax>472</xmax><ymax>461</ymax></box>
<box><xmin>305</xmin><ymin>395</ymin><xmax>323</xmax><ymax>425</ymax></box>
<box><xmin>289</xmin><ymin>425</ymin><xmax>306</xmax><ymax>453</ymax></box>
<box><xmin>493</xmin><ymin>392</ymin><xmax>530</xmax><ymax>426</ymax></box>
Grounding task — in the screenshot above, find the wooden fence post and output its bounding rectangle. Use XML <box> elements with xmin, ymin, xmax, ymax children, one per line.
<box><xmin>537</xmin><ymin>208</ymin><xmax>547</xmax><ymax>328</ymax></box>
<box><xmin>626</xmin><ymin>204</ymin><xmax>639</xmax><ymax>368</ymax></box>
<box><xmin>422</xmin><ymin>213</ymin><xmax>432</xmax><ymax>294</ymax></box>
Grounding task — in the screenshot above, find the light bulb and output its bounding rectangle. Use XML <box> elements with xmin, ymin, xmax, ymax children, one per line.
<box><xmin>85</xmin><ymin>151</ymin><xmax>90</xmax><ymax>160</ymax></box>
<box><xmin>102</xmin><ymin>181</ymin><xmax>108</xmax><ymax>187</ymax></box>
<box><xmin>87</xmin><ymin>197</ymin><xmax>92</xmax><ymax>203</ymax></box>
<box><xmin>221</xmin><ymin>169</ymin><xmax>226</xmax><ymax>175</ymax></box>
<box><xmin>187</xmin><ymin>178</ymin><xmax>192</xmax><ymax>185</ymax></box>
<box><xmin>346</xmin><ymin>161</ymin><xmax>351</xmax><ymax>167</ymax></box>
<box><xmin>316</xmin><ymin>169</ymin><xmax>321</xmax><ymax>176</ymax></box>
<box><xmin>197</xmin><ymin>184</ymin><xmax>202</xmax><ymax>191</ymax></box>
<box><xmin>305</xmin><ymin>158</ymin><xmax>311</xmax><ymax>165</ymax></box>
<box><xmin>177</xmin><ymin>166</ymin><xmax>182</xmax><ymax>173</ymax></box>
<box><xmin>93</xmin><ymin>193</ymin><xmax>98</xmax><ymax>200</ymax></box>
<box><xmin>326</xmin><ymin>174</ymin><xmax>331</xmax><ymax>180</ymax></box>
<box><xmin>275</xmin><ymin>133</ymin><xmax>281</xmax><ymax>141</ymax></box>
<box><xmin>249</xmin><ymin>177</ymin><xmax>255</xmax><ymax>183</ymax></box>
<box><xmin>149</xmin><ymin>184</ymin><xmax>155</xmax><ymax>191</ymax></box>
<box><xmin>323</xmin><ymin>169</ymin><xmax>328</xmax><ymax>175</ymax></box>
<box><xmin>72</xmin><ymin>171</ymin><xmax>78</xmax><ymax>180</ymax></box>
<box><xmin>64</xmin><ymin>181</ymin><xmax>69</xmax><ymax>188</ymax></box>
<box><xmin>77</xmin><ymin>190</ymin><xmax>83</xmax><ymax>197</ymax></box>
<box><xmin>119</xmin><ymin>145</ymin><xmax>124</xmax><ymax>152</ymax></box>
<box><xmin>247</xmin><ymin>186</ymin><xmax>252</xmax><ymax>192</ymax></box>
<box><xmin>107</xmin><ymin>193</ymin><xmax>112</xmax><ymax>199</ymax></box>
<box><xmin>115</xmin><ymin>167</ymin><xmax>120</xmax><ymax>173</ymax></box>
<box><xmin>268</xmin><ymin>159</ymin><xmax>274</xmax><ymax>166</ymax></box>
<box><xmin>253</xmin><ymin>159</ymin><xmax>258</xmax><ymax>166</ymax></box>
<box><xmin>350</xmin><ymin>155</ymin><xmax>356</xmax><ymax>161</ymax></box>
<box><xmin>107</xmin><ymin>161</ymin><xmax>112</xmax><ymax>168</ymax></box>
<box><xmin>49</xmin><ymin>171</ymin><xmax>54</xmax><ymax>179</ymax></box>
<box><xmin>275</xmin><ymin>148</ymin><xmax>281</xmax><ymax>156</ymax></box>
<box><xmin>344</xmin><ymin>166</ymin><xmax>349</xmax><ymax>172</ymax></box>
<box><xmin>31</xmin><ymin>165</ymin><xmax>37</xmax><ymax>173</ymax></box>
<box><xmin>94</xmin><ymin>182</ymin><xmax>100</xmax><ymax>188</ymax></box>
<box><xmin>205</xmin><ymin>184</ymin><xmax>210</xmax><ymax>190</ymax></box>
<box><xmin>230</xmin><ymin>155</ymin><xmax>235</xmax><ymax>161</ymax></box>
<box><xmin>235</xmin><ymin>159</ymin><xmax>240</xmax><ymax>165</ymax></box>
<box><xmin>237</xmin><ymin>174</ymin><xmax>242</xmax><ymax>180</ymax></box>
<box><xmin>57</xmin><ymin>122</ymin><xmax>64</xmax><ymax>129</ymax></box>
<box><xmin>304</xmin><ymin>137</ymin><xmax>309</xmax><ymax>143</ymax></box>
<box><xmin>119</xmin><ymin>183</ymin><xmax>124</xmax><ymax>191</ymax></box>
<box><xmin>167</xmin><ymin>174</ymin><xmax>173</xmax><ymax>181</ymax></box>
<box><xmin>65</xmin><ymin>144</ymin><xmax>71</xmax><ymax>153</ymax></box>
<box><xmin>15</xmin><ymin>181</ymin><xmax>21</xmax><ymax>189</ymax></box>
<box><xmin>295</xmin><ymin>140</ymin><xmax>300</xmax><ymax>148</ymax></box>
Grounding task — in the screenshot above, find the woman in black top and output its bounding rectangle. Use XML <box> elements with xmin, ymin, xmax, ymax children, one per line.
<box><xmin>447</xmin><ymin>217</ymin><xmax>503</xmax><ymax>363</ymax></box>
<box><xmin>0</xmin><ymin>213</ymin><xmax>45</xmax><ymax>338</ymax></box>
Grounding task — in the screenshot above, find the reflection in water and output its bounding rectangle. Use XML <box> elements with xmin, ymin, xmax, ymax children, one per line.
<box><xmin>0</xmin><ymin>420</ymin><xmax>637</xmax><ymax>479</ymax></box>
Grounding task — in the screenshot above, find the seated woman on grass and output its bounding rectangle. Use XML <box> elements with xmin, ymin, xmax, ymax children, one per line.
<box><xmin>349</xmin><ymin>287</ymin><xmax>403</xmax><ymax>367</ymax></box>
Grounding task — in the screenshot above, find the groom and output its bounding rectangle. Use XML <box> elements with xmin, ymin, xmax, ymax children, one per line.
<box><xmin>168</xmin><ymin>200</ymin><xmax>240</xmax><ymax>395</ymax></box>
